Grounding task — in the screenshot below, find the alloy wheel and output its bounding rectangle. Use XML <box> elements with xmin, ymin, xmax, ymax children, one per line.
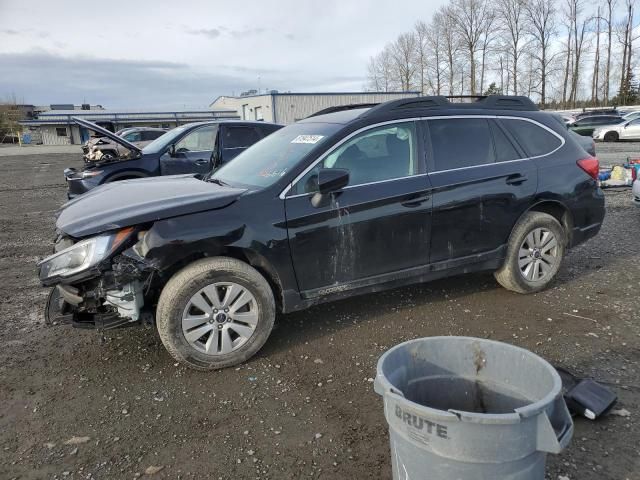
<box><xmin>181</xmin><ymin>282</ymin><xmax>258</xmax><ymax>355</ymax></box>
<box><xmin>518</xmin><ymin>228</ymin><xmax>559</xmax><ymax>282</ymax></box>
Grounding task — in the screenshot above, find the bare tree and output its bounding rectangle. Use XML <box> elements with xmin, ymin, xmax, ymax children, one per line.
<box><xmin>367</xmin><ymin>47</ymin><xmax>395</xmax><ymax>92</ymax></box>
<box><xmin>561</xmin><ymin>20</ymin><xmax>573</xmax><ymax>107</ymax></box>
<box><xmin>479</xmin><ymin>9</ymin><xmax>498</xmax><ymax>93</ymax></box>
<box><xmin>414</xmin><ymin>21</ymin><xmax>430</xmax><ymax>94</ymax></box>
<box><xmin>524</xmin><ymin>0</ymin><xmax>558</xmax><ymax>108</ymax></box>
<box><xmin>437</xmin><ymin>5</ymin><xmax>462</xmax><ymax>95</ymax></box>
<box><xmin>563</xmin><ymin>0</ymin><xmax>590</xmax><ymax>108</ymax></box>
<box><xmin>449</xmin><ymin>0</ymin><xmax>492</xmax><ymax>94</ymax></box>
<box><xmin>591</xmin><ymin>6</ymin><xmax>602</xmax><ymax>105</ymax></box>
<box><xmin>602</xmin><ymin>0</ymin><xmax>616</xmax><ymax>104</ymax></box>
<box><xmin>424</xmin><ymin>18</ymin><xmax>444</xmax><ymax>94</ymax></box>
<box><xmin>497</xmin><ymin>0</ymin><xmax>530</xmax><ymax>95</ymax></box>
<box><xmin>391</xmin><ymin>32</ymin><xmax>418</xmax><ymax>91</ymax></box>
<box><xmin>617</xmin><ymin>0</ymin><xmax>638</xmax><ymax>104</ymax></box>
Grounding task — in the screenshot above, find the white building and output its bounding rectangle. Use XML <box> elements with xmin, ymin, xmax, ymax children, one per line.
<box><xmin>20</xmin><ymin>108</ymin><xmax>239</xmax><ymax>145</ymax></box>
<box><xmin>209</xmin><ymin>91</ymin><xmax>421</xmax><ymax>125</ymax></box>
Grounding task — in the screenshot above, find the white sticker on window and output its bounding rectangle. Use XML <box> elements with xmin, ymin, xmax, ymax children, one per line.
<box><xmin>291</xmin><ymin>135</ymin><xmax>324</xmax><ymax>144</ymax></box>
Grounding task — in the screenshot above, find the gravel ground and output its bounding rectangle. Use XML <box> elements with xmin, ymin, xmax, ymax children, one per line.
<box><xmin>0</xmin><ymin>152</ymin><xmax>638</xmax><ymax>480</ymax></box>
<box><xmin>595</xmin><ymin>141</ymin><xmax>640</xmax><ymax>167</ymax></box>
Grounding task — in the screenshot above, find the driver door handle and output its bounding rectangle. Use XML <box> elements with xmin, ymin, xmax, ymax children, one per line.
<box><xmin>195</xmin><ymin>159</ymin><xmax>209</xmax><ymax>165</ymax></box>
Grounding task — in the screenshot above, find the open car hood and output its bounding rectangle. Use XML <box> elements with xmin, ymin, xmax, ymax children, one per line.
<box><xmin>73</xmin><ymin>117</ymin><xmax>142</xmax><ymax>153</ymax></box>
<box><xmin>57</xmin><ymin>175</ymin><xmax>246</xmax><ymax>237</ymax></box>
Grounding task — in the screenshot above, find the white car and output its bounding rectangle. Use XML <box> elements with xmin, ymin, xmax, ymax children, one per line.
<box><xmin>622</xmin><ymin>111</ymin><xmax>640</xmax><ymax>122</ymax></box>
<box><xmin>592</xmin><ymin>118</ymin><xmax>640</xmax><ymax>142</ymax></box>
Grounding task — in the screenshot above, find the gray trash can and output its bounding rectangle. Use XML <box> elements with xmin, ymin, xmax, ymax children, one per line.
<box><xmin>374</xmin><ymin>336</ymin><xmax>573</xmax><ymax>480</ymax></box>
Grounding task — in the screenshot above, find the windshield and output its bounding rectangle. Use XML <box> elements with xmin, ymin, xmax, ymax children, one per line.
<box><xmin>142</xmin><ymin>126</ymin><xmax>186</xmax><ymax>154</ymax></box>
<box><xmin>211</xmin><ymin>122</ymin><xmax>340</xmax><ymax>189</ymax></box>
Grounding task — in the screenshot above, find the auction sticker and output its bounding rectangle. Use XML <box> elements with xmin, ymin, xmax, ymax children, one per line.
<box><xmin>291</xmin><ymin>135</ymin><xmax>324</xmax><ymax>144</ymax></box>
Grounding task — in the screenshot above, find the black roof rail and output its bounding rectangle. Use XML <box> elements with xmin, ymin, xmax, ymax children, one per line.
<box><xmin>307</xmin><ymin>103</ymin><xmax>380</xmax><ymax>118</ymax></box>
<box><xmin>363</xmin><ymin>95</ymin><xmax>538</xmax><ymax>117</ymax></box>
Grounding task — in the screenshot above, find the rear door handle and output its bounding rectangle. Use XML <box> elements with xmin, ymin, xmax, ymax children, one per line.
<box><xmin>506</xmin><ymin>174</ymin><xmax>528</xmax><ymax>185</ymax></box>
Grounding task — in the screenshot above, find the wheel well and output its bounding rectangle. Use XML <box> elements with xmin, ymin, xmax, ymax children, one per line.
<box><xmin>157</xmin><ymin>248</ymin><xmax>285</xmax><ymax>313</ymax></box>
<box><xmin>527</xmin><ymin>201</ymin><xmax>573</xmax><ymax>245</ymax></box>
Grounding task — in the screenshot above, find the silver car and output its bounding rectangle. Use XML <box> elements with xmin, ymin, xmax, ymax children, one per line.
<box><xmin>633</xmin><ymin>177</ymin><xmax>640</xmax><ymax>206</ymax></box>
<box><xmin>593</xmin><ymin>118</ymin><xmax>640</xmax><ymax>142</ymax></box>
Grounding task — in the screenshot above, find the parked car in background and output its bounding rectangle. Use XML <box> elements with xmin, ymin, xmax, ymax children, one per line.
<box><xmin>82</xmin><ymin>126</ymin><xmax>167</xmax><ymax>161</ymax></box>
<box><xmin>622</xmin><ymin>111</ymin><xmax>640</xmax><ymax>122</ymax></box>
<box><xmin>568</xmin><ymin>115</ymin><xmax>624</xmax><ymax>136</ymax></box>
<box><xmin>592</xmin><ymin>118</ymin><xmax>640</xmax><ymax>142</ymax></box>
<box><xmin>573</xmin><ymin>107</ymin><xmax>620</xmax><ymax>120</ymax></box>
<box><xmin>39</xmin><ymin>95</ymin><xmax>604</xmax><ymax>370</ymax></box>
<box><xmin>64</xmin><ymin>118</ymin><xmax>283</xmax><ymax>198</ymax></box>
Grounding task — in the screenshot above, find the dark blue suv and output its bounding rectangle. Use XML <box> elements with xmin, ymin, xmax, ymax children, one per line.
<box><xmin>64</xmin><ymin>118</ymin><xmax>283</xmax><ymax>198</ymax></box>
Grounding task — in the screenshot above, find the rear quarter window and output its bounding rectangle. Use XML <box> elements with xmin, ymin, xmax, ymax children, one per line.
<box><xmin>501</xmin><ymin>119</ymin><xmax>562</xmax><ymax>157</ymax></box>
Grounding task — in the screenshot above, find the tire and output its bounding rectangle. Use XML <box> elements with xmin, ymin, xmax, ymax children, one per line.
<box><xmin>156</xmin><ymin>257</ymin><xmax>276</xmax><ymax>370</ymax></box>
<box><xmin>603</xmin><ymin>131</ymin><xmax>619</xmax><ymax>142</ymax></box>
<box><xmin>494</xmin><ymin>212</ymin><xmax>566</xmax><ymax>294</ymax></box>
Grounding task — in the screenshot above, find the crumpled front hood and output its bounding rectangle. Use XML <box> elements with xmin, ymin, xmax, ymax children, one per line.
<box><xmin>58</xmin><ymin>175</ymin><xmax>246</xmax><ymax>238</ymax></box>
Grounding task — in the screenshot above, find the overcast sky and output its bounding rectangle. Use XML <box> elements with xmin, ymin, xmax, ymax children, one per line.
<box><xmin>0</xmin><ymin>0</ymin><xmax>447</xmax><ymax>109</ymax></box>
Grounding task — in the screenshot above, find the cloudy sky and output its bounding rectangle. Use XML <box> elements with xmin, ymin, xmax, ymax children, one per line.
<box><xmin>0</xmin><ymin>0</ymin><xmax>447</xmax><ymax>109</ymax></box>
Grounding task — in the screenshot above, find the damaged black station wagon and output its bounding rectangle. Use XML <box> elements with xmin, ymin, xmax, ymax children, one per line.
<box><xmin>39</xmin><ymin>96</ymin><xmax>605</xmax><ymax>370</ymax></box>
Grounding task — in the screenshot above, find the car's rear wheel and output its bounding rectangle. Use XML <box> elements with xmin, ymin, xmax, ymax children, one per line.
<box><xmin>156</xmin><ymin>257</ymin><xmax>276</xmax><ymax>370</ymax></box>
<box><xmin>494</xmin><ymin>212</ymin><xmax>566</xmax><ymax>294</ymax></box>
<box><xmin>603</xmin><ymin>131</ymin><xmax>619</xmax><ymax>142</ymax></box>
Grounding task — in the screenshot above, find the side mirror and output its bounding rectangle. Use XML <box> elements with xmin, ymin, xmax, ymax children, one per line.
<box><xmin>168</xmin><ymin>144</ymin><xmax>176</xmax><ymax>157</ymax></box>
<box><xmin>317</xmin><ymin>168</ymin><xmax>349</xmax><ymax>194</ymax></box>
<box><xmin>311</xmin><ymin>168</ymin><xmax>349</xmax><ymax>208</ymax></box>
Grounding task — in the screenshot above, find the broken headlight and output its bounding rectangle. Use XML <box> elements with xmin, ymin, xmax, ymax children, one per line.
<box><xmin>38</xmin><ymin>227</ymin><xmax>134</xmax><ymax>281</ymax></box>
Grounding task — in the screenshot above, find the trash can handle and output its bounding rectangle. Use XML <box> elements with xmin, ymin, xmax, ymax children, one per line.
<box><xmin>536</xmin><ymin>395</ymin><xmax>574</xmax><ymax>454</ymax></box>
<box><xmin>373</xmin><ymin>374</ymin><xmax>405</xmax><ymax>397</ymax></box>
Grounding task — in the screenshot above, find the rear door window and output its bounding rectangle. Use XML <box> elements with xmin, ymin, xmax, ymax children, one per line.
<box><xmin>427</xmin><ymin>118</ymin><xmax>494</xmax><ymax>171</ymax></box>
<box><xmin>223</xmin><ymin>126</ymin><xmax>262</xmax><ymax>149</ymax></box>
<box><xmin>501</xmin><ymin>119</ymin><xmax>562</xmax><ymax>157</ymax></box>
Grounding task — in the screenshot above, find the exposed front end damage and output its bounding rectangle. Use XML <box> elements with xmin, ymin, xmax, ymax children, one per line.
<box><xmin>41</xmin><ymin>231</ymin><xmax>159</xmax><ymax>331</ymax></box>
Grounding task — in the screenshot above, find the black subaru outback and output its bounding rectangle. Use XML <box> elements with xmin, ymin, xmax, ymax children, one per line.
<box><xmin>38</xmin><ymin>96</ymin><xmax>605</xmax><ymax>370</ymax></box>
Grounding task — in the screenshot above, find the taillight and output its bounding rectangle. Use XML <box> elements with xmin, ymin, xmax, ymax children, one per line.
<box><xmin>577</xmin><ymin>157</ymin><xmax>599</xmax><ymax>180</ymax></box>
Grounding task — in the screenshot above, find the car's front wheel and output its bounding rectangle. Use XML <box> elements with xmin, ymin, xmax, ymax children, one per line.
<box><xmin>494</xmin><ymin>212</ymin><xmax>566</xmax><ymax>294</ymax></box>
<box><xmin>603</xmin><ymin>131</ymin><xmax>619</xmax><ymax>142</ymax></box>
<box><xmin>156</xmin><ymin>257</ymin><xmax>276</xmax><ymax>370</ymax></box>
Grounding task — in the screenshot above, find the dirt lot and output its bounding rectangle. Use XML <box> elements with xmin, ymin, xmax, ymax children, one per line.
<box><xmin>0</xmin><ymin>151</ymin><xmax>639</xmax><ymax>480</ymax></box>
